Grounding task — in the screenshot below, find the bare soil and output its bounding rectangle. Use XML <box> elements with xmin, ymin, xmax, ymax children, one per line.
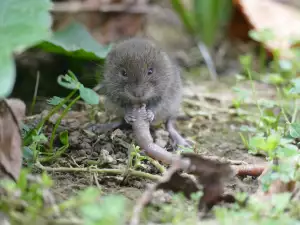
<box><xmin>25</xmin><ymin>72</ymin><xmax>269</xmax><ymax>213</ymax></box>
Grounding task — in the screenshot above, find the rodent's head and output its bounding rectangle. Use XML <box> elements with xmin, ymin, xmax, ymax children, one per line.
<box><xmin>103</xmin><ymin>38</ymin><xmax>174</xmax><ymax>104</ymax></box>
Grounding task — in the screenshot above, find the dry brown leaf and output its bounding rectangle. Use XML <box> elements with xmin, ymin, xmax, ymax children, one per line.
<box><xmin>233</xmin><ymin>0</ymin><xmax>300</xmax><ymax>58</ymax></box>
<box><xmin>0</xmin><ymin>99</ymin><xmax>26</xmax><ymax>181</ymax></box>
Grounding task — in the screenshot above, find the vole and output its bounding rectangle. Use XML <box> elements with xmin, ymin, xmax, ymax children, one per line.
<box><xmin>100</xmin><ymin>38</ymin><xmax>191</xmax><ymax>149</ymax></box>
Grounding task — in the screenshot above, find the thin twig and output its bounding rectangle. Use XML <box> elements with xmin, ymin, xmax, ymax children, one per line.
<box><xmin>93</xmin><ymin>173</ymin><xmax>101</xmax><ymax>189</ymax></box>
<box><xmin>35</xmin><ymin>162</ymin><xmax>160</xmax><ymax>181</ymax></box>
<box><xmin>129</xmin><ymin>158</ymin><xmax>183</xmax><ymax>225</ymax></box>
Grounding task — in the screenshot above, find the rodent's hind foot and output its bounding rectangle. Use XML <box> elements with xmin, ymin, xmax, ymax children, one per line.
<box><xmin>166</xmin><ymin>119</ymin><xmax>193</xmax><ymax>151</ymax></box>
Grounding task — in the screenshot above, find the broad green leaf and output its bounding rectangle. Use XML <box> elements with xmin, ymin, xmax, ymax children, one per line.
<box><xmin>79</xmin><ymin>85</ymin><xmax>100</xmax><ymax>105</ymax></box>
<box><xmin>249</xmin><ymin>136</ymin><xmax>267</xmax><ymax>151</ymax></box>
<box><xmin>266</xmin><ymin>133</ymin><xmax>281</xmax><ymax>151</ymax></box>
<box><xmin>289</xmin><ymin>123</ymin><xmax>300</xmax><ymax>138</ymax></box>
<box><xmin>0</xmin><ymin>0</ymin><xmax>52</xmax><ymax>97</ymax></box>
<box><xmin>39</xmin><ymin>22</ymin><xmax>112</xmax><ymax>60</ymax></box>
<box><xmin>0</xmin><ymin>53</ymin><xmax>16</xmax><ymax>97</ymax></box>
<box><xmin>0</xmin><ymin>0</ymin><xmax>52</xmax><ymax>51</ymax></box>
<box><xmin>277</xmin><ymin>145</ymin><xmax>298</xmax><ymax>158</ymax></box>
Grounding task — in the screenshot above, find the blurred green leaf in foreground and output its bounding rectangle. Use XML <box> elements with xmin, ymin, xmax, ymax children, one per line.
<box><xmin>39</xmin><ymin>22</ymin><xmax>112</xmax><ymax>61</ymax></box>
<box><xmin>0</xmin><ymin>0</ymin><xmax>53</xmax><ymax>97</ymax></box>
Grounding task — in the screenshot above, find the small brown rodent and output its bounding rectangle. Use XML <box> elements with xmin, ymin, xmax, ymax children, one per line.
<box><xmin>102</xmin><ymin>38</ymin><xmax>190</xmax><ymax>148</ymax></box>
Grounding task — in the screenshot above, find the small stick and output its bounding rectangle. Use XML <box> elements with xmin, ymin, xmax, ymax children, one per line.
<box><xmin>129</xmin><ymin>158</ymin><xmax>183</xmax><ymax>225</ymax></box>
<box><xmin>232</xmin><ymin>164</ymin><xmax>267</xmax><ymax>177</ymax></box>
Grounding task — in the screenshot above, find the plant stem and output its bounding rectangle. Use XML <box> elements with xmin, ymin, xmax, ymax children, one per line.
<box><xmin>292</xmin><ymin>99</ymin><xmax>298</xmax><ymax>123</ymax></box>
<box><xmin>197</xmin><ymin>42</ymin><xmax>218</xmax><ymax>81</ymax></box>
<box><xmin>29</xmin><ymin>71</ymin><xmax>40</xmax><ymax>116</ymax></box>
<box><xmin>147</xmin><ymin>157</ymin><xmax>166</xmax><ymax>174</ymax></box>
<box><xmin>24</xmin><ymin>89</ymin><xmax>77</xmax><ymax>146</ymax></box>
<box><xmin>259</xmin><ymin>46</ymin><xmax>266</xmax><ymax>73</ymax></box>
<box><xmin>247</xmin><ymin>68</ymin><xmax>263</xmax><ymax>116</ymax></box>
<box><xmin>276</xmin><ymin>86</ymin><xmax>291</xmax><ymax>125</ymax></box>
<box><xmin>49</xmin><ymin>95</ymin><xmax>80</xmax><ymax>151</ymax></box>
<box><xmin>35</xmin><ymin>162</ymin><xmax>160</xmax><ymax>181</ymax></box>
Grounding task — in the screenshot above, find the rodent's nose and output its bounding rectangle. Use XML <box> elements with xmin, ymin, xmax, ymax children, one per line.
<box><xmin>132</xmin><ymin>88</ymin><xmax>144</xmax><ymax>97</ymax></box>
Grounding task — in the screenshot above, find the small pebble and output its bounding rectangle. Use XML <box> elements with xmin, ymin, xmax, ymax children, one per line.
<box><xmin>111</xmin><ymin>129</ymin><xmax>126</xmax><ymax>139</ymax></box>
<box><xmin>80</xmin><ymin>142</ymin><xmax>91</xmax><ymax>149</ymax></box>
<box><xmin>78</xmin><ymin>149</ymin><xmax>86</xmax><ymax>156</ymax></box>
<box><xmin>91</xmin><ymin>151</ymin><xmax>99</xmax><ymax>157</ymax></box>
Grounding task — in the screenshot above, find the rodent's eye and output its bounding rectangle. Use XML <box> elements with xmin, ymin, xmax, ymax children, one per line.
<box><xmin>121</xmin><ymin>69</ymin><xmax>127</xmax><ymax>77</ymax></box>
<box><xmin>147</xmin><ymin>68</ymin><xmax>153</xmax><ymax>75</ymax></box>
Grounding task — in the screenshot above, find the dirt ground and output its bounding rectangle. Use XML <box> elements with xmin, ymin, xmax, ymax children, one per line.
<box><xmin>25</xmin><ymin>71</ymin><xmax>269</xmax><ymax>211</ymax></box>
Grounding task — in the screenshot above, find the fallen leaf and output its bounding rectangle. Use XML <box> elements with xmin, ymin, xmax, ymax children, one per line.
<box><xmin>232</xmin><ymin>0</ymin><xmax>300</xmax><ymax>59</ymax></box>
<box><xmin>0</xmin><ymin>99</ymin><xmax>26</xmax><ymax>181</ymax></box>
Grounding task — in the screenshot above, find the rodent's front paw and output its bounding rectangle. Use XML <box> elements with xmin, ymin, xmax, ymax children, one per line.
<box><xmin>124</xmin><ymin>113</ymin><xmax>136</xmax><ymax>124</ymax></box>
<box><xmin>146</xmin><ymin>109</ymin><xmax>155</xmax><ymax>122</ymax></box>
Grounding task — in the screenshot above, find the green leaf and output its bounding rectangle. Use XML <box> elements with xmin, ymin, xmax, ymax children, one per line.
<box><xmin>171</xmin><ymin>0</ymin><xmax>195</xmax><ymax>35</ymax></box>
<box><xmin>79</xmin><ymin>85</ymin><xmax>100</xmax><ymax>105</ymax></box>
<box><xmin>32</xmin><ymin>134</ymin><xmax>48</xmax><ymax>143</ymax></box>
<box><xmin>248</xmin><ymin>28</ymin><xmax>275</xmax><ymax>42</ymax></box>
<box><xmin>57</xmin><ymin>74</ymin><xmax>79</xmax><ymax>90</ymax></box>
<box><xmin>39</xmin><ymin>22</ymin><xmax>112</xmax><ymax>61</ymax></box>
<box><xmin>0</xmin><ymin>0</ymin><xmax>52</xmax><ymax>97</ymax></box>
<box><xmin>266</xmin><ymin>133</ymin><xmax>281</xmax><ymax>151</ymax></box>
<box><xmin>0</xmin><ymin>53</ymin><xmax>16</xmax><ymax>97</ymax></box>
<box><xmin>47</xmin><ymin>96</ymin><xmax>68</xmax><ymax>109</ymax></box>
<box><xmin>81</xmin><ymin>194</ymin><xmax>126</xmax><ymax>225</ymax></box>
<box><xmin>289</xmin><ymin>123</ymin><xmax>300</xmax><ymax>138</ymax></box>
<box><xmin>249</xmin><ymin>136</ymin><xmax>267</xmax><ymax>151</ymax></box>
<box><xmin>261</xmin><ymin>115</ymin><xmax>277</xmax><ymax>125</ymax></box>
<box><xmin>289</xmin><ymin>78</ymin><xmax>300</xmax><ymax>94</ymax></box>
<box><xmin>59</xmin><ymin>130</ymin><xmax>69</xmax><ymax>146</ymax></box>
<box><xmin>277</xmin><ymin>145</ymin><xmax>298</xmax><ymax>158</ymax></box>
<box><xmin>23</xmin><ymin>146</ymin><xmax>34</xmax><ymax>163</ymax></box>
<box><xmin>278</xmin><ymin>59</ymin><xmax>293</xmax><ymax>71</ymax></box>
<box><xmin>263</xmin><ymin>73</ymin><xmax>285</xmax><ymax>85</ymax></box>
<box><xmin>41</xmin><ymin>172</ymin><xmax>53</xmax><ymax>187</ymax></box>
<box><xmin>271</xmin><ymin>193</ymin><xmax>291</xmax><ymax>213</ymax></box>
<box><xmin>257</xmin><ymin>99</ymin><xmax>277</xmax><ymax>108</ymax></box>
<box><xmin>193</xmin><ymin>0</ymin><xmax>232</xmax><ymax>47</ymax></box>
